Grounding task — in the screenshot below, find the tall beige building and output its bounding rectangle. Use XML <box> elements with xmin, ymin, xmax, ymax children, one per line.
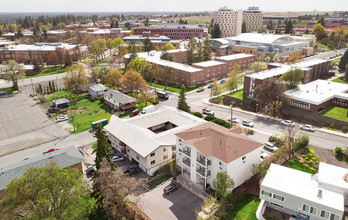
<box><xmin>213</xmin><ymin>6</ymin><xmax>263</xmax><ymax>37</ymax></box>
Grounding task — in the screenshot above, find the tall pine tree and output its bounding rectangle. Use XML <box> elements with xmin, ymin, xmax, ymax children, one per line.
<box><xmin>203</xmin><ymin>38</ymin><xmax>212</xmax><ymax>61</ymax></box>
<box><xmin>177</xmin><ymin>84</ymin><xmax>190</xmax><ymax>113</ymax></box>
<box><xmin>186</xmin><ymin>37</ymin><xmax>196</xmax><ymax>65</ymax></box>
<box><xmin>242</xmin><ymin>21</ymin><xmax>247</xmax><ymax>33</ymax></box>
<box><xmin>339</xmin><ymin>50</ymin><xmax>348</xmax><ymax>72</ymax></box>
<box><xmin>285</xmin><ymin>19</ymin><xmax>293</xmax><ymax>34</ymax></box>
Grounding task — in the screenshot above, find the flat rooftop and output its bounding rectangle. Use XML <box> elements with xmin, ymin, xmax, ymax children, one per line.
<box><xmin>285</xmin><ymin>79</ymin><xmax>348</xmax><ymax>105</ymax></box>
<box><xmin>0</xmin><ymin>43</ymin><xmax>77</xmax><ymax>51</ymax></box>
<box><xmin>123</xmin><ymin>35</ymin><xmax>171</xmax><ymax>40</ymax></box>
<box><xmin>193</xmin><ymin>60</ymin><xmax>226</xmax><ymax>67</ymax></box>
<box><xmin>262</xmin><ymin>163</ymin><xmax>344</xmax><ymax>212</ymax></box>
<box><xmin>215</xmin><ymin>53</ymin><xmax>255</xmax><ymax>61</ymax></box>
<box><xmin>318</xmin><ymin>163</ymin><xmax>348</xmax><ymax>192</ymax></box>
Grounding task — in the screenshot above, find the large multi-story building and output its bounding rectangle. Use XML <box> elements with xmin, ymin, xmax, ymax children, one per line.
<box><xmin>133</xmin><ymin>24</ymin><xmax>204</xmax><ymax>40</ymax></box>
<box><xmin>213</xmin><ymin>7</ymin><xmax>242</xmax><ymax>37</ymax></box>
<box><xmin>242</xmin><ymin>7</ymin><xmax>263</xmax><ymax>33</ymax></box>
<box><xmin>123</xmin><ymin>34</ymin><xmax>181</xmax><ymax>49</ymax></box>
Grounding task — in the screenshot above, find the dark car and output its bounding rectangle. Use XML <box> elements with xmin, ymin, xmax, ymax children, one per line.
<box><xmin>207</xmin><ymin>84</ymin><xmax>212</xmax><ymax>89</ymax></box>
<box><xmin>196</xmin><ymin>87</ymin><xmax>204</xmax><ymax>92</ymax></box>
<box><xmin>47</xmin><ymin>107</ymin><xmax>61</xmax><ymax>113</ymax></box>
<box><xmin>163</xmin><ymin>183</ymin><xmax>180</xmax><ymax>195</ymax></box>
<box><xmin>130</xmin><ymin>110</ymin><xmax>140</xmax><ymax>117</ymax></box>
<box><xmin>124</xmin><ymin>167</ymin><xmax>142</xmax><ymax>176</ymax></box>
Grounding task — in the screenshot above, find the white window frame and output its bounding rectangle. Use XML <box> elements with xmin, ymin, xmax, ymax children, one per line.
<box><xmin>273</xmin><ymin>194</ymin><xmax>285</xmax><ymax>202</ymax></box>
<box><xmin>261</xmin><ymin>190</ymin><xmax>272</xmax><ymax>197</ymax></box>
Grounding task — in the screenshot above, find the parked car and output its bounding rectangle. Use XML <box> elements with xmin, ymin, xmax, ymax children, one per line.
<box><xmin>56</xmin><ymin>115</ymin><xmax>69</xmax><ymax>122</ymax></box>
<box><xmin>130</xmin><ymin>110</ymin><xmax>140</xmax><ymax>117</ymax></box>
<box><xmin>219</xmin><ymin>79</ymin><xmax>226</xmax><ymax>84</ymax></box>
<box><xmin>264</xmin><ymin>142</ymin><xmax>278</xmax><ymax>152</ymax></box>
<box><xmin>124</xmin><ymin>167</ymin><xmax>142</xmax><ymax>176</ymax></box>
<box><xmin>112</xmin><ymin>155</ymin><xmax>124</xmax><ymax>162</ymax></box>
<box><xmin>202</xmin><ymin>108</ymin><xmax>214</xmax><ymax>115</ymax></box>
<box><xmin>207</xmin><ymin>84</ymin><xmax>212</xmax><ymax>89</ymax></box>
<box><xmin>87</xmin><ymin>165</ymin><xmax>95</xmax><ymax>174</ymax></box>
<box><xmin>78</xmin><ymin>149</ymin><xmax>84</xmax><ymax>156</ymax></box>
<box><xmin>228</xmin><ymin>117</ymin><xmax>240</xmax><ymax>123</ymax></box>
<box><xmin>242</xmin><ymin>119</ymin><xmax>254</xmax><ymax>127</ymax></box>
<box><xmin>43</xmin><ymin>148</ymin><xmax>60</xmax><ymax>154</ymax></box>
<box><xmin>300</xmin><ymin>124</ymin><xmax>315</xmax><ymax>132</ymax></box>
<box><xmin>280</xmin><ymin>120</ymin><xmax>295</xmax><ymax>126</ymax></box>
<box><xmin>47</xmin><ymin>107</ymin><xmax>61</xmax><ymax>113</ymax></box>
<box><xmin>163</xmin><ymin>183</ymin><xmax>181</xmax><ymax>195</ymax></box>
<box><xmin>260</xmin><ymin>150</ymin><xmax>269</xmax><ymax>159</ymax></box>
<box><xmin>197</xmin><ymin>87</ymin><xmax>204</xmax><ymax>92</ymax></box>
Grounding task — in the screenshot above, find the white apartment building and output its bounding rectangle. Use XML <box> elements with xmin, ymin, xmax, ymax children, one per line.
<box><xmin>213</xmin><ymin>6</ymin><xmax>263</xmax><ymax>37</ymax></box>
<box><xmin>104</xmin><ymin>106</ymin><xmax>206</xmax><ymax>175</ymax></box>
<box><xmin>175</xmin><ymin>122</ymin><xmax>263</xmax><ymax>190</ymax></box>
<box><xmin>258</xmin><ymin>163</ymin><xmax>348</xmax><ymax>220</ymax></box>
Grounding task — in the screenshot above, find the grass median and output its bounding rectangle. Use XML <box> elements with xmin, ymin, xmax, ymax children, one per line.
<box><xmin>25</xmin><ymin>66</ymin><xmax>66</xmax><ymax>79</ymax></box>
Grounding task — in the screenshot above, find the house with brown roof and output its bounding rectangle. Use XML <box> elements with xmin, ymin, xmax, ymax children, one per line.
<box><xmin>175</xmin><ymin>122</ymin><xmax>263</xmax><ymax>190</ymax></box>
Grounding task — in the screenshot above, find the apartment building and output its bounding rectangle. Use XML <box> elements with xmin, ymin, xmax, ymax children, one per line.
<box><xmin>123</xmin><ymin>35</ymin><xmax>181</xmax><ymax>49</ymax></box>
<box><xmin>213</xmin><ymin>7</ymin><xmax>243</xmax><ymax>37</ymax></box>
<box><xmin>258</xmin><ymin>163</ymin><xmax>348</xmax><ymax>220</ymax></box>
<box><xmin>104</xmin><ymin>106</ymin><xmax>206</xmax><ymax>175</ymax></box>
<box><xmin>175</xmin><ymin>122</ymin><xmax>263</xmax><ymax>190</ymax></box>
<box><xmin>242</xmin><ymin>7</ymin><xmax>263</xmax><ymax>33</ymax></box>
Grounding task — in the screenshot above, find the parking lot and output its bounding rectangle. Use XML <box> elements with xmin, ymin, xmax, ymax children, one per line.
<box><xmin>135</xmin><ymin>179</ymin><xmax>203</xmax><ymax>220</ymax></box>
<box><xmin>0</xmin><ymin>90</ymin><xmax>69</xmax><ymax>156</ymax></box>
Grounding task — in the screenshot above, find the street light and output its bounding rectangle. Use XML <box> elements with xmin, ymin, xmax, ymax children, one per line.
<box><xmin>230</xmin><ymin>102</ymin><xmax>233</xmax><ymax>129</ymax></box>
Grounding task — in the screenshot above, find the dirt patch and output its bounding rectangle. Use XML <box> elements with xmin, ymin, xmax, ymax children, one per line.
<box><xmin>263</xmin><ymin>207</ymin><xmax>290</xmax><ymax>220</ymax></box>
<box><xmin>315</xmin><ymin>147</ymin><xmax>348</xmax><ymax>169</ymax></box>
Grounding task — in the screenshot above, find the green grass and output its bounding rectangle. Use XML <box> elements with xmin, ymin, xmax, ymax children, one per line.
<box><xmin>315</xmin><ymin>43</ymin><xmax>330</xmax><ymax>52</ymax></box>
<box><xmin>284</xmin><ymin>159</ymin><xmax>316</xmax><ymax>174</ymax></box>
<box><xmin>25</xmin><ymin>66</ymin><xmax>66</xmax><ymax>78</ymax></box>
<box><xmin>147</xmin><ymin>175</ymin><xmax>172</xmax><ymax>189</ymax></box>
<box><xmin>221</xmin><ymin>194</ymin><xmax>260</xmax><ymax>220</ymax></box>
<box><xmin>1</xmin><ymin>87</ymin><xmax>16</xmax><ymax>94</ymax></box>
<box><xmin>332</xmin><ymin>77</ymin><xmax>348</xmax><ymax>84</ymax></box>
<box><xmin>147</xmin><ymin>82</ymin><xmax>200</xmax><ymax>93</ymax></box>
<box><xmin>321</xmin><ymin>105</ymin><xmax>348</xmax><ymax>122</ymax></box>
<box><xmin>228</xmin><ymin>89</ymin><xmax>254</xmax><ymax>102</ymax></box>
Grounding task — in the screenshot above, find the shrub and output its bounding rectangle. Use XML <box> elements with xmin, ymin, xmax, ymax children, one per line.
<box><xmin>248</xmin><ymin>129</ymin><xmax>254</xmax><ymax>135</ymax></box>
<box><xmin>151</xmin><ymin>99</ymin><xmax>160</xmax><ymax>105</ymax></box>
<box><xmin>223</xmin><ymin>122</ymin><xmax>231</xmax><ymax>128</ymax></box>
<box><xmin>212</xmin><ymin>118</ymin><xmax>227</xmax><ymax>126</ymax></box>
<box><xmin>343</xmin><ymin>148</ymin><xmax>348</xmax><ymax>158</ymax></box>
<box><xmin>342</xmin><ymin>126</ymin><xmax>348</xmax><ymax>133</ymax></box>
<box><xmin>98</xmin><ymin>96</ymin><xmax>105</xmax><ymax>103</ymax></box>
<box><xmin>329</xmin><ymin>122</ymin><xmax>335</xmax><ymax>129</ymax></box>
<box><xmin>295</xmin><ymin>135</ymin><xmax>309</xmax><ymax>151</ymax></box>
<box><xmin>335</xmin><ymin>147</ymin><xmax>343</xmax><ymax>156</ymax></box>
<box><xmin>269</xmin><ymin>135</ymin><xmax>277</xmax><ymax>142</ymax></box>
<box><xmin>193</xmin><ymin>112</ymin><xmax>203</xmax><ymax>118</ymax></box>
<box><xmin>38</xmin><ymin>95</ymin><xmax>47</xmax><ymax>103</ymax></box>
<box><xmin>276</xmin><ymin>138</ymin><xmax>285</xmax><ymax>147</ymax></box>
<box><xmin>205</xmin><ymin>115</ymin><xmax>216</xmax><ymax>121</ymax></box>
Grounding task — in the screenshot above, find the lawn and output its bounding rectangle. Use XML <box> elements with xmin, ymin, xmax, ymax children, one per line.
<box><xmin>147</xmin><ymin>175</ymin><xmax>172</xmax><ymax>189</ymax></box>
<box><xmin>228</xmin><ymin>89</ymin><xmax>254</xmax><ymax>102</ymax></box>
<box><xmin>315</xmin><ymin>43</ymin><xmax>330</xmax><ymax>52</ymax></box>
<box><xmin>284</xmin><ymin>147</ymin><xmax>320</xmax><ymax>175</ymax></box>
<box><xmin>25</xmin><ymin>66</ymin><xmax>66</xmax><ymax>78</ymax></box>
<box><xmin>221</xmin><ymin>194</ymin><xmax>260</xmax><ymax>220</ymax></box>
<box><xmin>321</xmin><ymin>105</ymin><xmax>348</xmax><ymax>122</ymax></box>
<box><xmin>147</xmin><ymin>82</ymin><xmax>200</xmax><ymax>93</ymax></box>
<box><xmin>332</xmin><ymin>77</ymin><xmax>347</xmax><ymax>84</ymax></box>
<box><xmin>284</xmin><ymin>159</ymin><xmax>316</xmax><ymax>174</ymax></box>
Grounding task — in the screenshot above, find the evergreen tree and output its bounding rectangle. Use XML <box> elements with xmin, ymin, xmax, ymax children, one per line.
<box><xmin>177</xmin><ymin>84</ymin><xmax>190</xmax><ymax>113</ymax></box>
<box><xmin>339</xmin><ymin>50</ymin><xmax>348</xmax><ymax>72</ymax></box>
<box><xmin>115</xmin><ymin>19</ymin><xmax>119</xmax><ymax>28</ymax></box>
<box><xmin>213</xmin><ymin>24</ymin><xmax>221</xmax><ymax>38</ymax></box>
<box><xmin>304</xmin><ymin>28</ymin><xmax>310</xmax><ymax>34</ymax></box>
<box><xmin>327</xmin><ymin>31</ymin><xmax>338</xmax><ymax>50</ymax></box>
<box><xmin>345</xmin><ymin>64</ymin><xmax>348</xmax><ymax>84</ymax></box>
<box><xmin>285</xmin><ymin>19</ymin><xmax>293</xmax><ymax>34</ymax></box>
<box><xmin>186</xmin><ymin>37</ymin><xmax>196</xmax><ymax>65</ymax></box>
<box><xmin>277</xmin><ymin>19</ymin><xmax>282</xmax><ymax>33</ymax></box>
<box><xmin>110</xmin><ymin>20</ymin><xmax>114</xmax><ymax>28</ymax></box>
<box><xmin>143</xmin><ymin>37</ymin><xmax>154</xmax><ymax>52</ymax></box>
<box><xmin>196</xmin><ymin>42</ymin><xmax>204</xmax><ymax>62</ymax></box>
<box><xmin>184</xmin><ymin>20</ymin><xmax>188</xmax><ymax>24</ymax></box>
<box><xmin>52</xmin><ymin>80</ymin><xmax>56</xmax><ymax>92</ymax></box>
<box><xmin>318</xmin><ymin>17</ymin><xmax>325</xmax><ymax>27</ymax></box>
<box><xmin>16</xmin><ymin>28</ymin><xmax>23</xmax><ymax>38</ymax></box>
<box><xmin>267</xmin><ymin>20</ymin><xmax>273</xmax><ymax>31</ymax></box>
<box><xmin>203</xmin><ymin>38</ymin><xmax>212</xmax><ymax>61</ymax></box>
<box><xmin>129</xmin><ymin>43</ymin><xmax>138</xmax><ymax>62</ymax></box>
<box><xmin>242</xmin><ymin>21</ymin><xmax>247</xmax><ymax>33</ymax></box>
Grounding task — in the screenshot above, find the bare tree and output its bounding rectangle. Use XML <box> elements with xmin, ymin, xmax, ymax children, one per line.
<box><xmin>283</xmin><ymin>125</ymin><xmax>300</xmax><ymax>159</ymax></box>
<box><xmin>158</xmin><ymin>65</ymin><xmax>177</xmax><ymax>90</ymax></box>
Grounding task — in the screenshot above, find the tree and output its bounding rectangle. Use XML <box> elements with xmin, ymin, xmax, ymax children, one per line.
<box><xmin>304</xmin><ymin>28</ymin><xmax>310</xmax><ymax>34</ymax></box>
<box><xmin>121</xmin><ymin>70</ymin><xmax>147</xmax><ymax>95</ymax></box>
<box><xmin>91</xmin><ymin>67</ymin><xmax>99</xmax><ymax>83</ymax></box>
<box><xmin>260</xmin><ymin>27</ymin><xmax>267</xmax><ymax>34</ymax></box>
<box><xmin>160</xmin><ymin>50</ymin><xmax>175</xmax><ymax>61</ymax></box>
<box><xmin>106</xmin><ymin>38</ymin><xmax>113</xmax><ymax>51</ymax></box>
<box><xmin>210</xmin><ymin>78</ymin><xmax>222</xmax><ymax>100</ymax></box>
<box><xmin>93</xmin><ymin>123</ymin><xmax>116</xmax><ymax>171</ymax></box>
<box><xmin>0</xmin><ymin>160</ymin><xmax>93</xmax><ymax>220</ymax></box>
<box><xmin>62</xmin><ymin>65</ymin><xmax>89</xmax><ymax>94</ymax></box>
<box><xmin>241</xmin><ymin>21</ymin><xmax>247</xmax><ymax>33</ymax></box>
<box><xmin>186</xmin><ymin>37</ymin><xmax>196</xmax><ymax>65</ymax></box>
<box><xmin>267</xmin><ymin>20</ymin><xmax>274</xmax><ymax>32</ymax></box>
<box><xmin>32</xmin><ymin>56</ymin><xmax>43</xmax><ymax>73</ymax></box>
<box><xmin>251</xmin><ymin>160</ymin><xmax>271</xmax><ymax>178</ymax></box>
<box><xmin>287</xmin><ymin>55</ymin><xmax>300</xmax><ymax>64</ymax></box>
<box><xmin>161</xmin><ymin>43</ymin><xmax>176</xmax><ymax>51</ymax></box>
<box><xmin>112</xmin><ymin>37</ymin><xmax>124</xmax><ymax>53</ymax></box>
<box><xmin>312</xmin><ymin>23</ymin><xmax>326</xmax><ymax>40</ymax></box>
<box><xmin>177</xmin><ymin>84</ymin><xmax>190</xmax><ymax>112</ymax></box>
<box><xmin>277</xmin><ymin>19</ymin><xmax>282</xmax><ymax>33</ymax></box>
<box><xmin>158</xmin><ymin>66</ymin><xmax>177</xmax><ymax>90</ymax></box>
<box><xmin>279</xmin><ymin>67</ymin><xmax>304</xmax><ymax>89</ymax></box>
<box><xmin>127</xmin><ymin>57</ymin><xmax>149</xmax><ymax>72</ymax></box>
<box><xmin>196</xmin><ymin>42</ymin><xmax>204</xmax><ymax>62</ymax></box>
<box><xmin>129</xmin><ymin>43</ymin><xmax>138</xmax><ymax>62</ymax></box>
<box><xmin>195</xmin><ymin>196</ymin><xmax>220</xmax><ymax>220</ymax></box>
<box><xmin>327</xmin><ymin>31</ymin><xmax>338</xmax><ymax>50</ymax></box>
<box><xmin>264</xmin><ymin>56</ymin><xmax>271</xmax><ymax>63</ymax></box>
<box><xmin>285</xmin><ymin>19</ymin><xmax>293</xmax><ymax>34</ymax></box>
<box><xmin>138</xmin><ymin>91</ymin><xmax>157</xmax><ymax>106</ymax></box>
<box><xmin>203</xmin><ymin>37</ymin><xmax>212</xmax><ymax>61</ymax></box>
<box><xmin>98</xmin><ymin>66</ymin><xmax>109</xmax><ymax>84</ymax></box>
<box><xmin>0</xmin><ymin>60</ymin><xmax>25</xmax><ymax>90</ymax></box>
<box><xmin>215</xmin><ymin>49</ymin><xmax>223</xmax><ymax>58</ymax></box>
<box><xmin>255</xmin><ymin>78</ymin><xmax>289</xmax><ymax>117</ymax></box>
<box><xmin>212</xmin><ymin>171</ymin><xmax>235</xmax><ymax>199</ymax></box>
<box><xmin>345</xmin><ymin>64</ymin><xmax>348</xmax><ymax>84</ymax></box>
<box><xmin>339</xmin><ymin>49</ymin><xmax>348</xmax><ymax>72</ymax></box>
<box><xmin>318</xmin><ymin>17</ymin><xmax>325</xmax><ymax>27</ymax></box>
<box><xmin>212</xmin><ymin>24</ymin><xmax>221</xmax><ymax>38</ymax></box>
<box><xmin>283</xmin><ymin>125</ymin><xmax>300</xmax><ymax>159</ymax></box>
<box><xmin>248</xmin><ymin>62</ymin><xmax>268</xmax><ymax>74</ymax></box>
<box><xmin>225</xmin><ymin>64</ymin><xmax>243</xmax><ymax>92</ymax></box>
<box><xmin>273</xmin><ymin>54</ymin><xmax>280</xmax><ymax>63</ymax></box>
<box><xmin>143</xmin><ymin>37</ymin><xmax>154</xmax><ymax>52</ymax></box>
<box><xmin>105</xmin><ymin>69</ymin><xmax>123</xmax><ymax>88</ymax></box>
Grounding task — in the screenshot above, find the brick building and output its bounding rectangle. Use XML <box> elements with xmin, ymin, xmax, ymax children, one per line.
<box><xmin>123</xmin><ymin>35</ymin><xmax>181</xmax><ymax>49</ymax></box>
<box><xmin>133</xmin><ymin>24</ymin><xmax>204</xmax><ymax>40</ymax></box>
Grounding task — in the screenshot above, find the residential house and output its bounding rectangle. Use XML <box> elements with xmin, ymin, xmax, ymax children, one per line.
<box><xmin>0</xmin><ymin>146</ymin><xmax>85</xmax><ymax>198</ymax></box>
<box><xmin>258</xmin><ymin>163</ymin><xmax>348</xmax><ymax>220</ymax></box>
<box><xmin>104</xmin><ymin>106</ymin><xmax>206</xmax><ymax>175</ymax></box>
<box><xmin>88</xmin><ymin>84</ymin><xmax>110</xmax><ymax>99</ymax></box>
<box><xmin>104</xmin><ymin>89</ymin><xmax>137</xmax><ymax>111</ymax></box>
<box><xmin>175</xmin><ymin>122</ymin><xmax>263</xmax><ymax>190</ymax></box>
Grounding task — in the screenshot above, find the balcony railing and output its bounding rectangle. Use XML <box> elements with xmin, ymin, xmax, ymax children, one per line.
<box><xmin>207</xmin><ymin>170</ymin><xmax>211</xmax><ymax>177</ymax></box>
<box><xmin>197</xmin><ymin>157</ymin><xmax>206</xmax><ymax>166</ymax></box>
<box><xmin>183</xmin><ymin>149</ymin><xmax>191</xmax><ymax>157</ymax></box>
<box><xmin>183</xmin><ymin>158</ymin><xmax>191</xmax><ymax>167</ymax></box>
<box><xmin>196</xmin><ymin>168</ymin><xmax>205</xmax><ymax>177</ymax></box>
<box><xmin>207</xmin><ymin>160</ymin><xmax>212</xmax><ymax>167</ymax></box>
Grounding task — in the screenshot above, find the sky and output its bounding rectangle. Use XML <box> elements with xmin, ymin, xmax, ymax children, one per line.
<box><xmin>0</xmin><ymin>0</ymin><xmax>347</xmax><ymax>12</ymax></box>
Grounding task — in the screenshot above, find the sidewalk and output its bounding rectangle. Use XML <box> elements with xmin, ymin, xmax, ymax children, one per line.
<box><xmin>202</xmin><ymin>98</ymin><xmax>348</xmax><ymax>138</ymax></box>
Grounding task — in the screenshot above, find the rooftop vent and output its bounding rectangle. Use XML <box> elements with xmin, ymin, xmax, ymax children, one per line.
<box><xmin>317</xmin><ymin>189</ymin><xmax>322</xmax><ymax>198</ymax></box>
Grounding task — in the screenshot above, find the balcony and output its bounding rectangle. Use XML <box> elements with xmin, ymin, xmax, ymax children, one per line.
<box><xmin>207</xmin><ymin>170</ymin><xmax>211</xmax><ymax>177</ymax></box>
<box><xmin>196</xmin><ymin>167</ymin><xmax>206</xmax><ymax>177</ymax></box>
<box><xmin>207</xmin><ymin>160</ymin><xmax>212</xmax><ymax>167</ymax></box>
<box><xmin>183</xmin><ymin>158</ymin><xmax>191</xmax><ymax>167</ymax></box>
<box><xmin>197</xmin><ymin>157</ymin><xmax>206</xmax><ymax>166</ymax></box>
<box><xmin>183</xmin><ymin>148</ymin><xmax>191</xmax><ymax>157</ymax></box>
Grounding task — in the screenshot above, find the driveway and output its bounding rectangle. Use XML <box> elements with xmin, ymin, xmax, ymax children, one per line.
<box><xmin>314</xmin><ymin>147</ymin><xmax>348</xmax><ymax>169</ymax></box>
<box><xmin>135</xmin><ymin>180</ymin><xmax>203</xmax><ymax>220</ymax></box>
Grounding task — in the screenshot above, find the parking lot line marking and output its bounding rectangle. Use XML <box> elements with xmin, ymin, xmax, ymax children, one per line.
<box><xmin>30</xmin><ymin>123</ymin><xmax>36</xmax><ymax>130</ymax></box>
<box><xmin>21</xmin><ymin>110</ymin><xmax>25</xmax><ymax>117</ymax></box>
<box><xmin>14</xmin><ymin>112</ymin><xmax>19</xmax><ymax>119</ymax></box>
<box><xmin>2</xmin><ymin>128</ymin><xmax>6</xmax><ymax>136</ymax></box>
<box><xmin>9</xmin><ymin>113</ymin><xmax>13</xmax><ymax>120</ymax></box>
<box><xmin>2</xmin><ymin>113</ymin><xmax>6</xmax><ymax>121</ymax></box>
<box><xmin>35</xmin><ymin>119</ymin><xmax>40</xmax><ymax>125</ymax></box>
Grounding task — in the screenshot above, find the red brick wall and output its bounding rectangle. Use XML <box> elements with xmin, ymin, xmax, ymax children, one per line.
<box><xmin>134</xmin><ymin>28</ymin><xmax>204</xmax><ymax>39</ymax></box>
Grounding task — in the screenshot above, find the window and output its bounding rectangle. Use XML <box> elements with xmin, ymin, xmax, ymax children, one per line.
<box><xmin>310</xmin><ymin>207</ymin><xmax>317</xmax><ymax>215</ymax></box>
<box><xmin>330</xmin><ymin>214</ymin><xmax>340</xmax><ymax>220</ymax></box>
<box><xmin>273</xmin><ymin>194</ymin><xmax>284</xmax><ymax>201</ymax></box>
<box><xmin>136</xmin><ymin>155</ymin><xmax>139</xmax><ymax>160</ymax></box>
<box><xmin>219</xmin><ymin>161</ymin><xmax>222</xmax><ymax>166</ymax></box>
<box><xmin>163</xmin><ymin>155</ymin><xmax>168</xmax><ymax>160</ymax></box>
<box><xmin>151</xmin><ymin>160</ymin><xmax>155</xmax><ymax>165</ymax></box>
<box><xmin>242</xmin><ymin>156</ymin><xmax>246</xmax><ymax>160</ymax></box>
<box><xmin>150</xmin><ymin>152</ymin><xmax>155</xmax><ymax>157</ymax></box>
<box><xmin>261</xmin><ymin>190</ymin><xmax>272</xmax><ymax>197</ymax></box>
<box><xmin>127</xmin><ymin>148</ymin><xmax>130</xmax><ymax>153</ymax></box>
<box><xmin>163</xmin><ymin>148</ymin><xmax>167</xmax><ymax>152</ymax></box>
<box><xmin>320</xmin><ymin>210</ymin><xmax>330</xmax><ymax>219</ymax></box>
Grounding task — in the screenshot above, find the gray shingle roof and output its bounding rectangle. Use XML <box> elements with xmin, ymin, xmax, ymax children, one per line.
<box><xmin>104</xmin><ymin>89</ymin><xmax>137</xmax><ymax>105</ymax></box>
<box><xmin>0</xmin><ymin>146</ymin><xmax>85</xmax><ymax>191</ymax></box>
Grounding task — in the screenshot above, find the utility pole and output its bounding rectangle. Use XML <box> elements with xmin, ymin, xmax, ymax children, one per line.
<box><xmin>230</xmin><ymin>102</ymin><xmax>233</xmax><ymax>129</ymax></box>
<box><xmin>31</xmin><ymin>78</ymin><xmax>34</xmax><ymax>95</ymax></box>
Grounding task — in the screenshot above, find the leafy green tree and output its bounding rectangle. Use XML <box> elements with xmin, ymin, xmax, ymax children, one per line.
<box><xmin>212</xmin><ymin>171</ymin><xmax>235</xmax><ymax>198</ymax></box>
<box><xmin>339</xmin><ymin>49</ymin><xmax>348</xmax><ymax>72</ymax></box>
<box><xmin>186</xmin><ymin>37</ymin><xmax>196</xmax><ymax>65</ymax></box>
<box><xmin>279</xmin><ymin>67</ymin><xmax>304</xmax><ymax>89</ymax></box>
<box><xmin>105</xmin><ymin>69</ymin><xmax>123</xmax><ymax>88</ymax></box>
<box><xmin>304</xmin><ymin>28</ymin><xmax>310</xmax><ymax>34</ymax></box>
<box><xmin>177</xmin><ymin>83</ymin><xmax>190</xmax><ymax>112</ymax></box>
<box><xmin>161</xmin><ymin>43</ymin><xmax>176</xmax><ymax>51</ymax></box>
<box><xmin>248</xmin><ymin>62</ymin><xmax>268</xmax><ymax>74</ymax></box>
<box><xmin>312</xmin><ymin>23</ymin><xmax>326</xmax><ymax>40</ymax></box>
<box><xmin>260</xmin><ymin>27</ymin><xmax>267</xmax><ymax>34</ymax></box>
<box><xmin>143</xmin><ymin>37</ymin><xmax>154</xmax><ymax>52</ymax></box>
<box><xmin>203</xmin><ymin>37</ymin><xmax>212</xmax><ymax>61</ymax></box>
<box><xmin>285</xmin><ymin>19</ymin><xmax>293</xmax><ymax>34</ymax></box>
<box><xmin>97</xmin><ymin>66</ymin><xmax>109</xmax><ymax>85</ymax></box>
<box><xmin>129</xmin><ymin>43</ymin><xmax>138</xmax><ymax>62</ymax></box>
<box><xmin>93</xmin><ymin>123</ymin><xmax>116</xmax><ymax>171</ymax></box>
<box><xmin>127</xmin><ymin>57</ymin><xmax>149</xmax><ymax>72</ymax></box>
<box><xmin>225</xmin><ymin>64</ymin><xmax>243</xmax><ymax>92</ymax></box>
<box><xmin>242</xmin><ymin>21</ymin><xmax>247</xmax><ymax>33</ymax></box>
<box><xmin>160</xmin><ymin>50</ymin><xmax>174</xmax><ymax>61</ymax></box>
<box><xmin>106</xmin><ymin>38</ymin><xmax>113</xmax><ymax>51</ymax></box>
<box><xmin>210</xmin><ymin>78</ymin><xmax>222</xmax><ymax>99</ymax></box>
<box><xmin>63</xmin><ymin>65</ymin><xmax>88</xmax><ymax>94</ymax></box>
<box><xmin>0</xmin><ymin>161</ymin><xmax>94</xmax><ymax>220</ymax></box>
<box><xmin>0</xmin><ymin>60</ymin><xmax>26</xmax><ymax>90</ymax></box>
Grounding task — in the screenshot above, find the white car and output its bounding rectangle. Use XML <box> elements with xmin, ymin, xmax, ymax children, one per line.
<box><xmin>300</xmin><ymin>124</ymin><xmax>315</xmax><ymax>132</ymax></box>
<box><xmin>56</xmin><ymin>115</ymin><xmax>69</xmax><ymax>122</ymax></box>
<box><xmin>202</xmin><ymin>108</ymin><xmax>215</xmax><ymax>115</ymax></box>
<box><xmin>260</xmin><ymin>150</ymin><xmax>269</xmax><ymax>159</ymax></box>
<box><xmin>228</xmin><ymin>117</ymin><xmax>240</xmax><ymax>123</ymax></box>
<box><xmin>264</xmin><ymin>142</ymin><xmax>278</xmax><ymax>152</ymax></box>
<box><xmin>242</xmin><ymin>119</ymin><xmax>254</xmax><ymax>127</ymax></box>
<box><xmin>280</xmin><ymin>120</ymin><xmax>295</xmax><ymax>126</ymax></box>
<box><xmin>112</xmin><ymin>155</ymin><xmax>124</xmax><ymax>162</ymax></box>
